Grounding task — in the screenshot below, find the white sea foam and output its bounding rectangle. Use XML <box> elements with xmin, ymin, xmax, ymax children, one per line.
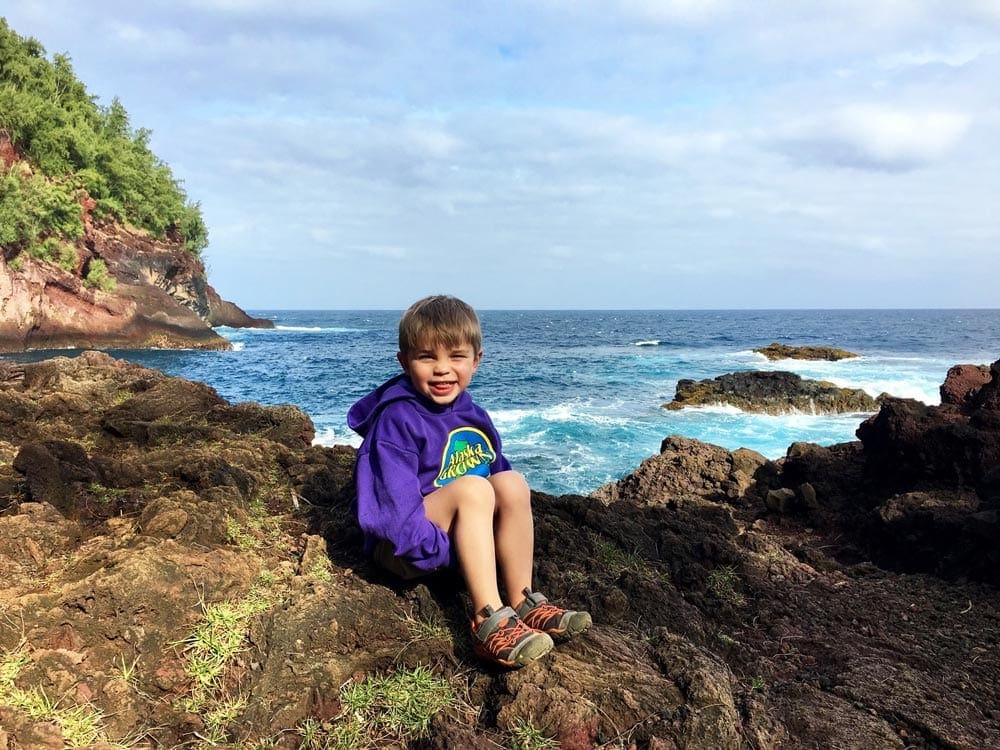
<box><xmin>634</xmin><ymin>340</ymin><xmax>661</xmax><ymax>347</ymax></box>
<box><xmin>491</xmin><ymin>402</ymin><xmax>634</xmax><ymax>428</ymax></box>
<box><xmin>231</xmin><ymin>341</ymin><xmax>245</xmax><ymax>352</ymax></box>
<box><xmin>274</xmin><ymin>325</ymin><xmax>366</xmax><ymax>333</ymax></box>
<box><xmin>312</xmin><ymin>426</ymin><xmax>362</xmax><ymax>448</ymax></box>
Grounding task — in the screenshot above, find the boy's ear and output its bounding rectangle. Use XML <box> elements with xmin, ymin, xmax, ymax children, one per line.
<box><xmin>396</xmin><ymin>351</ymin><xmax>408</xmax><ymax>372</ymax></box>
<box><xmin>474</xmin><ymin>350</ymin><xmax>483</xmax><ymax>369</ymax></box>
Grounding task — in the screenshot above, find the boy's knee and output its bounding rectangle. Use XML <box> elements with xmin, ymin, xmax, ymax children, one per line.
<box><xmin>449</xmin><ymin>474</ymin><xmax>496</xmax><ymax>509</ymax></box>
<box><xmin>491</xmin><ymin>471</ymin><xmax>531</xmax><ymax>510</ymax></box>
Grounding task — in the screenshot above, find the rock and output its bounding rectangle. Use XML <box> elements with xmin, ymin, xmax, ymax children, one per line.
<box><xmin>2</xmin><ymin>351</ymin><xmax>999</xmax><ymax>749</ymax></box>
<box><xmin>799</xmin><ymin>482</ymin><xmax>818</xmax><ymax>509</ymax></box>
<box><xmin>766</xmin><ymin>487</ymin><xmax>797</xmax><ymax>513</ymax></box>
<box><xmin>664</xmin><ymin>370</ymin><xmax>878</xmax><ymax>414</ymax></box>
<box><xmin>0</xmin><ymin>218</ymin><xmax>269</xmax><ymax>352</ymax></box>
<box><xmin>754</xmin><ymin>342</ymin><xmax>859</xmax><ymax>361</ymax></box>
<box><xmin>940</xmin><ymin>364</ymin><xmax>991</xmax><ymax>409</ymax></box>
<box><xmin>590</xmin><ymin>435</ymin><xmax>769</xmax><ymax>506</ymax></box>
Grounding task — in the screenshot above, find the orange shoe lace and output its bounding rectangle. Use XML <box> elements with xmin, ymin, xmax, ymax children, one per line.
<box><xmin>481</xmin><ymin>616</ymin><xmax>534</xmax><ymax>655</ymax></box>
<box><xmin>520</xmin><ymin>602</ymin><xmax>565</xmax><ymax>630</ymax></box>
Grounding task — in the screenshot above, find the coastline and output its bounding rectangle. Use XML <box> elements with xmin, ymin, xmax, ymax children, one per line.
<box><xmin>0</xmin><ymin>350</ymin><xmax>997</xmax><ymax>747</ymax></box>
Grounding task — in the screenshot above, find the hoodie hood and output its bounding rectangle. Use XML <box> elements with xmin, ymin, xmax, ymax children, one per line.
<box><xmin>348</xmin><ymin>374</ymin><xmax>412</xmax><ymax>437</ymax></box>
<box><xmin>348</xmin><ymin>374</ymin><xmax>470</xmax><ymax>437</ymax></box>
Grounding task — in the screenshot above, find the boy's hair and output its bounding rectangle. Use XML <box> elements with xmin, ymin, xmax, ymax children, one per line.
<box><xmin>399</xmin><ymin>295</ymin><xmax>482</xmax><ymax>354</ymax></box>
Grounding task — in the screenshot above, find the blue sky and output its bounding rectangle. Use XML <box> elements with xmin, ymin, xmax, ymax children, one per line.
<box><xmin>4</xmin><ymin>1</ymin><xmax>999</xmax><ymax>309</ymax></box>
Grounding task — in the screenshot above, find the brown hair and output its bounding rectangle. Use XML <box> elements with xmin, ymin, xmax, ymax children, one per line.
<box><xmin>398</xmin><ymin>295</ymin><xmax>482</xmax><ymax>354</ymax></box>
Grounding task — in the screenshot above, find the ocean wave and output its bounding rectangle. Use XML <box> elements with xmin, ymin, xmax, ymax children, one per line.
<box><xmin>274</xmin><ymin>325</ymin><xmax>367</xmax><ymax>333</ymax></box>
<box><xmin>232</xmin><ymin>342</ymin><xmax>245</xmax><ymax>352</ymax></box>
<box><xmin>312</xmin><ymin>426</ymin><xmax>362</xmax><ymax>448</ymax></box>
<box><xmin>491</xmin><ymin>402</ymin><xmax>634</xmax><ymax>427</ymax></box>
<box><xmin>634</xmin><ymin>340</ymin><xmax>661</xmax><ymax>347</ymax></box>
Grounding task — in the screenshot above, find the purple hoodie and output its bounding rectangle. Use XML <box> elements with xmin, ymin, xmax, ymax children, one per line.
<box><xmin>347</xmin><ymin>374</ymin><xmax>512</xmax><ymax>572</ymax></box>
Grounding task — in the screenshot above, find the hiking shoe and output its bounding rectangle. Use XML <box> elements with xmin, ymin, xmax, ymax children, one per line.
<box><xmin>516</xmin><ymin>589</ymin><xmax>592</xmax><ymax>642</ymax></box>
<box><xmin>472</xmin><ymin>605</ymin><xmax>553</xmax><ymax>668</ymax></box>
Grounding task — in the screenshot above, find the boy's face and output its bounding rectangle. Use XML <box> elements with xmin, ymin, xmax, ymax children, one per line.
<box><xmin>398</xmin><ymin>339</ymin><xmax>482</xmax><ymax>406</ymax></box>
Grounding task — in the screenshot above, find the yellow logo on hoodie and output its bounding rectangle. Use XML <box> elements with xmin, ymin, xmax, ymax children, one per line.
<box><xmin>434</xmin><ymin>427</ymin><xmax>497</xmax><ymax>486</ymax></box>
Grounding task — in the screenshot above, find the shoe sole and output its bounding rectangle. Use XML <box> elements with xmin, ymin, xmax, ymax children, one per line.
<box><xmin>547</xmin><ymin>611</ymin><xmax>593</xmax><ymax>642</ymax></box>
<box><xmin>475</xmin><ymin>631</ymin><xmax>554</xmax><ymax>668</ymax></box>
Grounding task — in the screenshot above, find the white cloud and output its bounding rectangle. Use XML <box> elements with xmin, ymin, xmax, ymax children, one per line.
<box><xmin>772</xmin><ymin>104</ymin><xmax>971</xmax><ymax>171</ymax></box>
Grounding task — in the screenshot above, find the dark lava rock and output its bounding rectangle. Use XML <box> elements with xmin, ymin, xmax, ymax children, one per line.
<box><xmin>1</xmin><ymin>351</ymin><xmax>998</xmax><ymax>750</ymax></box>
<box><xmin>754</xmin><ymin>343</ymin><xmax>858</xmax><ymax>361</ymax></box>
<box><xmin>664</xmin><ymin>370</ymin><xmax>878</xmax><ymax>415</ymax></box>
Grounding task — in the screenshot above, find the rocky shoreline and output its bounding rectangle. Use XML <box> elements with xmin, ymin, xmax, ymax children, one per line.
<box><xmin>1</xmin><ymin>352</ymin><xmax>998</xmax><ymax>748</ymax></box>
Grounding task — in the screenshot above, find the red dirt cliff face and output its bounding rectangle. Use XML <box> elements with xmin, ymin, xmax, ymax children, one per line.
<box><xmin>0</xmin><ymin>203</ymin><xmax>271</xmax><ymax>352</ymax></box>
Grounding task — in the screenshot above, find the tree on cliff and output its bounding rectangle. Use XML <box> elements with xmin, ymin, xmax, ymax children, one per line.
<box><xmin>0</xmin><ymin>17</ymin><xmax>208</xmax><ymax>257</ymax></box>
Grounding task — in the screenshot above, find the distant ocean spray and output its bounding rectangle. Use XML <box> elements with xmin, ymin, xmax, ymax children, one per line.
<box><xmin>22</xmin><ymin>309</ymin><xmax>1000</xmax><ymax>496</ymax></box>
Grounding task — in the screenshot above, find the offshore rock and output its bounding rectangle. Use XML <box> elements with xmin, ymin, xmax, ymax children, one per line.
<box><xmin>663</xmin><ymin>370</ymin><xmax>878</xmax><ymax>415</ymax></box>
<box><xmin>753</xmin><ymin>342</ymin><xmax>859</xmax><ymax>361</ymax></box>
<box><xmin>0</xmin><ymin>352</ymin><xmax>997</xmax><ymax>749</ymax></box>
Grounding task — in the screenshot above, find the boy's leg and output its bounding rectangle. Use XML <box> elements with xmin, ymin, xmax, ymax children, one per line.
<box><xmin>489</xmin><ymin>470</ymin><xmax>534</xmax><ymax>608</ymax></box>
<box><xmin>423</xmin><ymin>475</ymin><xmax>503</xmax><ymax>622</ymax></box>
<box><xmin>491</xmin><ymin>471</ymin><xmax>594</xmax><ymax>641</ymax></box>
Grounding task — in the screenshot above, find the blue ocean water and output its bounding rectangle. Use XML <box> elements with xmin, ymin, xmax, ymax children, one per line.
<box><xmin>17</xmin><ymin>309</ymin><xmax>1000</xmax><ymax>496</ymax></box>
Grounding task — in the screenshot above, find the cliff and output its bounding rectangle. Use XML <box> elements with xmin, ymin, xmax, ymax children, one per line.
<box><xmin>0</xmin><ymin>21</ymin><xmax>271</xmax><ymax>352</ymax></box>
<box><xmin>0</xmin><ymin>353</ymin><xmax>997</xmax><ymax>748</ymax></box>
<box><xmin>0</xmin><ymin>177</ymin><xmax>271</xmax><ymax>353</ymax></box>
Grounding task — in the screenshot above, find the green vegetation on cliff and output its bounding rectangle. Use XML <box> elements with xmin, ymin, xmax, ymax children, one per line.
<box><xmin>0</xmin><ymin>17</ymin><xmax>207</xmax><ymax>257</ymax></box>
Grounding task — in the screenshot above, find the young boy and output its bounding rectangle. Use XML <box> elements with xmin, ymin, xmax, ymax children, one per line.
<box><xmin>348</xmin><ymin>295</ymin><xmax>591</xmax><ymax>668</ymax></box>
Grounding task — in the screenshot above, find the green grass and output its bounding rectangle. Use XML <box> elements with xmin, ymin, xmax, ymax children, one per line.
<box><xmin>511</xmin><ymin>717</ymin><xmax>561</xmax><ymax>749</ymax></box>
<box><xmin>327</xmin><ymin>666</ymin><xmax>456</xmax><ymax>749</ymax></box>
<box><xmin>176</xmin><ymin>585</ymin><xmax>274</xmax><ymax>741</ymax></box>
<box><xmin>0</xmin><ymin>647</ymin><xmax>108</xmax><ymax>747</ymax></box>
<box><xmin>402</xmin><ymin>609</ymin><xmax>450</xmax><ymax>642</ymax></box>
<box><xmin>707</xmin><ymin>565</ymin><xmax>746</xmax><ymax>607</ymax></box>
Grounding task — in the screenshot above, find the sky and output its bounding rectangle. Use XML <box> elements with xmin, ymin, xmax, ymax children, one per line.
<box><xmin>3</xmin><ymin>1</ymin><xmax>1000</xmax><ymax>310</ymax></box>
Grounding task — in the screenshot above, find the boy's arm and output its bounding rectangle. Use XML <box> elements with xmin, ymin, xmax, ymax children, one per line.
<box><xmin>356</xmin><ymin>439</ymin><xmax>451</xmax><ymax>572</ymax></box>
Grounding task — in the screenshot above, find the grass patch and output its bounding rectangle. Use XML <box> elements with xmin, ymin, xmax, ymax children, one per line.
<box><xmin>226</xmin><ymin>516</ymin><xmax>262</xmax><ymax>550</ymax></box>
<box><xmin>176</xmin><ymin>586</ymin><xmax>274</xmax><ymax>743</ymax></box>
<box><xmin>0</xmin><ymin>646</ymin><xmax>108</xmax><ymax>747</ymax></box>
<box><xmin>511</xmin><ymin>717</ymin><xmax>561</xmax><ymax>750</ymax></box>
<box><xmin>707</xmin><ymin>565</ymin><xmax>746</xmax><ymax>607</ymax></box>
<box><xmin>588</xmin><ymin>531</ymin><xmax>671</xmax><ymax>585</ymax></box>
<box><xmin>327</xmin><ymin>666</ymin><xmax>455</xmax><ymax>749</ymax></box>
<box><xmin>402</xmin><ymin>609</ymin><xmax>450</xmax><ymax>642</ymax></box>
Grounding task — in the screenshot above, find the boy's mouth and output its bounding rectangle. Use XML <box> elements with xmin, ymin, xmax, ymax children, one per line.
<box><xmin>429</xmin><ymin>381</ymin><xmax>455</xmax><ymax>394</ymax></box>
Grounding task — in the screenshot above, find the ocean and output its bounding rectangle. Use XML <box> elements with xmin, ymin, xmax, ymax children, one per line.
<box><xmin>16</xmin><ymin>309</ymin><xmax>1000</xmax><ymax>496</ymax></box>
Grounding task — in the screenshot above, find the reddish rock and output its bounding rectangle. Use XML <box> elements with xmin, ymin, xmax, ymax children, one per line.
<box><xmin>1</xmin><ymin>219</ymin><xmax>271</xmax><ymax>352</ymax></box>
<box><xmin>940</xmin><ymin>363</ymin><xmax>991</xmax><ymax>409</ymax></box>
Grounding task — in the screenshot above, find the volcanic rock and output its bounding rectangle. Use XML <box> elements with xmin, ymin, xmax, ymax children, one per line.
<box><xmin>663</xmin><ymin>370</ymin><xmax>878</xmax><ymax>414</ymax></box>
<box><xmin>0</xmin><ymin>352</ymin><xmax>997</xmax><ymax>749</ymax></box>
<box><xmin>754</xmin><ymin>342</ymin><xmax>859</xmax><ymax>361</ymax></box>
<box><xmin>940</xmin><ymin>363</ymin><xmax>991</xmax><ymax>411</ymax></box>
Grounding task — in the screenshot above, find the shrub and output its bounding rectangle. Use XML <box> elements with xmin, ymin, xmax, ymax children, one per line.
<box><xmin>83</xmin><ymin>258</ymin><xmax>115</xmax><ymax>292</ymax></box>
<box><xmin>0</xmin><ymin>19</ymin><xmax>207</xmax><ymax>255</ymax></box>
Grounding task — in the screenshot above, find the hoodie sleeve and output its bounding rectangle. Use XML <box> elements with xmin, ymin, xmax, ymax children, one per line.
<box><xmin>355</xmin><ymin>436</ymin><xmax>452</xmax><ymax>572</ymax></box>
<box><xmin>484</xmin><ymin>409</ymin><xmax>513</xmax><ymax>475</ymax></box>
